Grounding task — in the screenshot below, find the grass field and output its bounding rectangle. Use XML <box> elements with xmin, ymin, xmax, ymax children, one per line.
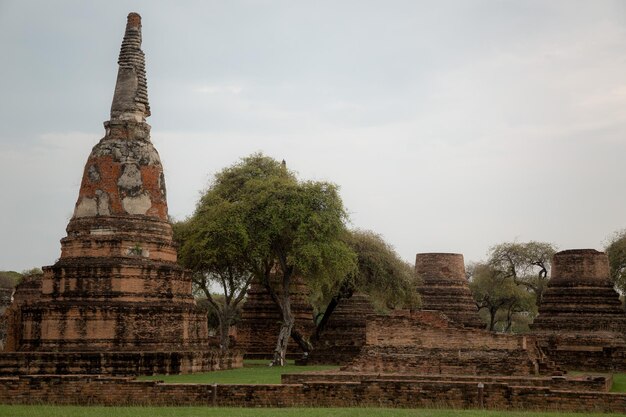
<box><xmin>1</xmin><ymin>406</ymin><xmax>625</xmax><ymax>417</ymax></box>
<box><xmin>611</xmin><ymin>373</ymin><xmax>626</xmax><ymax>392</ymax></box>
<box><xmin>140</xmin><ymin>360</ymin><xmax>626</xmax><ymax>394</ymax></box>
<box><xmin>138</xmin><ymin>359</ymin><xmax>339</xmax><ymax>384</ymax></box>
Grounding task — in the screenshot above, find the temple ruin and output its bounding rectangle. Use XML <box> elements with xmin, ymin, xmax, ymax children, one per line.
<box><xmin>306</xmin><ymin>293</ymin><xmax>376</xmax><ymax>365</ymax></box>
<box><xmin>416</xmin><ymin>253</ymin><xmax>484</xmax><ymax>329</ymax></box>
<box><xmin>532</xmin><ymin>249</ymin><xmax>626</xmax><ymax>371</ymax></box>
<box><xmin>0</xmin><ymin>13</ymin><xmax>239</xmax><ymax>375</ymax></box>
<box><xmin>344</xmin><ymin>310</ymin><xmax>556</xmax><ymax>375</ymax></box>
<box><xmin>1</xmin><ymin>11</ymin><xmax>626</xmax><ymax>413</ymax></box>
<box><xmin>238</xmin><ymin>275</ymin><xmax>315</xmax><ymax>358</ymax></box>
<box><xmin>0</xmin><ymin>287</ymin><xmax>14</xmax><ymax>350</ymax></box>
<box><xmin>2</xmin><ymin>275</ymin><xmax>41</xmax><ymax>352</ymax></box>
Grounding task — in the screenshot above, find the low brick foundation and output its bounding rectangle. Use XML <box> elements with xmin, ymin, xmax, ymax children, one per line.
<box><xmin>281</xmin><ymin>371</ymin><xmax>611</xmax><ymax>392</ymax></box>
<box><xmin>0</xmin><ymin>374</ymin><xmax>625</xmax><ymax>412</ymax></box>
<box><xmin>0</xmin><ymin>350</ymin><xmax>242</xmax><ymax>376</ymax></box>
<box><xmin>344</xmin><ymin>311</ymin><xmax>556</xmax><ymax>376</ymax></box>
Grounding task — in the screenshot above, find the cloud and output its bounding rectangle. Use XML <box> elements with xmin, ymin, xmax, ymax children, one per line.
<box><xmin>0</xmin><ymin>131</ymin><xmax>97</xmax><ymax>271</ymax></box>
<box><xmin>1</xmin><ymin>1</ymin><xmax>625</xmax><ymax>271</ymax></box>
<box><xmin>193</xmin><ymin>84</ymin><xmax>244</xmax><ymax>95</ymax></box>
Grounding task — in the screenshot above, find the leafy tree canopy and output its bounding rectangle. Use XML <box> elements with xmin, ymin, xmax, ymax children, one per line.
<box><xmin>315</xmin><ymin>229</ymin><xmax>419</xmax><ymax>310</ymax></box>
<box><xmin>605</xmin><ymin>229</ymin><xmax>626</xmax><ymax>293</ymax></box>
<box><xmin>0</xmin><ymin>268</ymin><xmax>41</xmax><ymax>289</ymax></box>
<box><xmin>310</xmin><ymin>229</ymin><xmax>419</xmax><ymax>344</ymax></box>
<box><xmin>0</xmin><ymin>271</ymin><xmax>21</xmax><ymax>289</ymax></box>
<box><xmin>486</xmin><ymin>241</ymin><xmax>556</xmax><ymax>305</ymax></box>
<box><xmin>469</xmin><ymin>262</ymin><xmax>536</xmax><ymax>332</ymax></box>
<box><xmin>176</xmin><ymin>153</ymin><xmax>356</xmax><ymax>363</ymax></box>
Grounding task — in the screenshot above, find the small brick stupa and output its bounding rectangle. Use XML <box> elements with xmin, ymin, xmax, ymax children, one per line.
<box><xmin>0</xmin><ymin>287</ymin><xmax>15</xmax><ymax>350</ymax></box>
<box><xmin>532</xmin><ymin>249</ymin><xmax>626</xmax><ymax>371</ymax></box>
<box><xmin>1</xmin><ymin>13</ymin><xmax>238</xmax><ymax>375</ymax></box>
<box><xmin>238</xmin><ymin>275</ymin><xmax>315</xmax><ymax>359</ymax></box>
<box><xmin>2</xmin><ymin>275</ymin><xmax>41</xmax><ymax>352</ymax></box>
<box><xmin>415</xmin><ymin>253</ymin><xmax>484</xmax><ymax>329</ymax></box>
<box><xmin>306</xmin><ymin>293</ymin><xmax>376</xmax><ymax>365</ymax></box>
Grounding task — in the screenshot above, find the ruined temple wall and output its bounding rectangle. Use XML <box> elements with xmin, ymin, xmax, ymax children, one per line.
<box><xmin>281</xmin><ymin>372</ymin><xmax>610</xmax><ymax>391</ymax></box>
<box><xmin>349</xmin><ymin>347</ymin><xmax>538</xmax><ymax>375</ymax></box>
<box><xmin>366</xmin><ymin>311</ymin><xmax>527</xmax><ymax>350</ymax></box>
<box><xmin>0</xmin><ymin>350</ymin><xmax>241</xmax><ymax>376</ymax></box>
<box><xmin>3</xmin><ymin>277</ymin><xmax>41</xmax><ymax>352</ymax></box>
<box><xmin>0</xmin><ymin>288</ymin><xmax>14</xmax><ymax>350</ymax></box>
<box><xmin>344</xmin><ymin>310</ymin><xmax>544</xmax><ymax>376</ymax></box>
<box><xmin>1</xmin><ymin>375</ymin><xmax>626</xmax><ymax>412</ymax></box>
<box><xmin>238</xmin><ymin>275</ymin><xmax>315</xmax><ymax>358</ymax></box>
<box><xmin>18</xmin><ymin>303</ymin><xmax>208</xmax><ymax>352</ymax></box>
<box><xmin>39</xmin><ymin>261</ymin><xmax>195</xmax><ymax>304</ymax></box>
<box><xmin>306</xmin><ymin>293</ymin><xmax>375</xmax><ymax>365</ymax></box>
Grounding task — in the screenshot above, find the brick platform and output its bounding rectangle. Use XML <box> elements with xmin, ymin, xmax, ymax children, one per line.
<box><xmin>343</xmin><ymin>310</ymin><xmax>558</xmax><ymax>375</ymax></box>
<box><xmin>0</xmin><ymin>350</ymin><xmax>241</xmax><ymax>376</ymax></box>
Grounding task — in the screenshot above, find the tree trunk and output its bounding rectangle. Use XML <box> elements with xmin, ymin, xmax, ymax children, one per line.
<box><xmin>311</xmin><ymin>296</ymin><xmax>340</xmax><ymax>345</ymax></box>
<box><xmin>262</xmin><ymin>275</ymin><xmax>312</xmax><ymax>355</ymax></box>
<box><xmin>272</xmin><ymin>289</ymin><xmax>294</xmax><ymax>366</ymax></box>
<box><xmin>504</xmin><ymin>311</ymin><xmax>513</xmax><ymax>333</ymax></box>
<box><xmin>218</xmin><ymin>308</ymin><xmax>231</xmax><ymax>352</ymax></box>
<box><xmin>312</xmin><ymin>284</ymin><xmax>353</xmax><ymax>346</ymax></box>
<box><xmin>488</xmin><ymin>307</ymin><xmax>497</xmax><ymax>331</ymax></box>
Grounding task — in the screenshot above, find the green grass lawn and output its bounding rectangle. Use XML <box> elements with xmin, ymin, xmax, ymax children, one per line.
<box><xmin>1</xmin><ymin>407</ymin><xmax>625</xmax><ymax>417</ymax></box>
<box><xmin>611</xmin><ymin>373</ymin><xmax>626</xmax><ymax>392</ymax></box>
<box><xmin>138</xmin><ymin>359</ymin><xmax>339</xmax><ymax>384</ymax></box>
<box><xmin>569</xmin><ymin>371</ymin><xmax>626</xmax><ymax>393</ymax></box>
<box><xmin>141</xmin><ymin>361</ymin><xmax>626</xmax><ymax>394</ymax></box>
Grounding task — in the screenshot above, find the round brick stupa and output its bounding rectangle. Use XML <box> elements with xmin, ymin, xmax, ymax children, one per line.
<box><xmin>0</xmin><ymin>14</ymin><xmax>235</xmax><ymax>374</ymax></box>
<box><xmin>415</xmin><ymin>253</ymin><xmax>484</xmax><ymax>329</ymax></box>
<box><xmin>532</xmin><ymin>249</ymin><xmax>626</xmax><ymax>371</ymax></box>
<box><xmin>533</xmin><ymin>249</ymin><xmax>626</xmax><ymax>332</ymax></box>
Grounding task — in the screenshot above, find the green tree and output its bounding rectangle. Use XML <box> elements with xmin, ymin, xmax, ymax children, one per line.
<box><xmin>180</xmin><ymin>154</ymin><xmax>356</xmax><ymax>365</ymax></box>
<box><xmin>311</xmin><ymin>229</ymin><xmax>419</xmax><ymax>344</ymax></box>
<box><xmin>174</xmin><ymin>206</ymin><xmax>253</xmax><ymax>352</ymax></box>
<box><xmin>0</xmin><ymin>271</ymin><xmax>22</xmax><ymax>289</ymax></box>
<box><xmin>487</xmin><ymin>241</ymin><xmax>556</xmax><ymax>306</ymax></box>
<box><xmin>468</xmin><ymin>262</ymin><xmax>536</xmax><ymax>332</ymax></box>
<box><xmin>605</xmin><ymin>229</ymin><xmax>626</xmax><ymax>293</ymax></box>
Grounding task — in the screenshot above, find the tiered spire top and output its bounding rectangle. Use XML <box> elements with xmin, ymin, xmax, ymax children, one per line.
<box><xmin>110</xmin><ymin>12</ymin><xmax>150</xmax><ymax>121</ymax></box>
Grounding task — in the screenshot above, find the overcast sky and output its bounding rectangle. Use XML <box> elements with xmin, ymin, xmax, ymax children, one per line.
<box><xmin>0</xmin><ymin>1</ymin><xmax>625</xmax><ymax>272</ymax></box>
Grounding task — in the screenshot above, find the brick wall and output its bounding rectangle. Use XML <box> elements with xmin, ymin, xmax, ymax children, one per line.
<box><xmin>365</xmin><ymin>311</ymin><xmax>525</xmax><ymax>349</ymax></box>
<box><xmin>0</xmin><ymin>350</ymin><xmax>242</xmax><ymax>376</ymax></box>
<box><xmin>345</xmin><ymin>311</ymin><xmax>549</xmax><ymax>376</ymax></box>
<box><xmin>281</xmin><ymin>372</ymin><xmax>610</xmax><ymax>391</ymax></box>
<box><xmin>0</xmin><ymin>375</ymin><xmax>625</xmax><ymax>412</ymax></box>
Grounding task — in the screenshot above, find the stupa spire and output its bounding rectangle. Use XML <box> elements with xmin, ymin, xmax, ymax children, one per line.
<box><xmin>110</xmin><ymin>12</ymin><xmax>150</xmax><ymax>121</ymax></box>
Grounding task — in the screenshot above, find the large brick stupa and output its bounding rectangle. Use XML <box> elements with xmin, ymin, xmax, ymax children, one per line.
<box><xmin>1</xmin><ymin>13</ymin><xmax>238</xmax><ymax>375</ymax></box>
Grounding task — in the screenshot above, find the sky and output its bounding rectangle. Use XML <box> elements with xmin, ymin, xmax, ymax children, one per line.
<box><xmin>0</xmin><ymin>1</ymin><xmax>625</xmax><ymax>272</ymax></box>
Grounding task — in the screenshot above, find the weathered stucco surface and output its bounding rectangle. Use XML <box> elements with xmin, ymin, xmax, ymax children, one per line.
<box><xmin>4</xmin><ymin>13</ymin><xmax>219</xmax><ymax>367</ymax></box>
